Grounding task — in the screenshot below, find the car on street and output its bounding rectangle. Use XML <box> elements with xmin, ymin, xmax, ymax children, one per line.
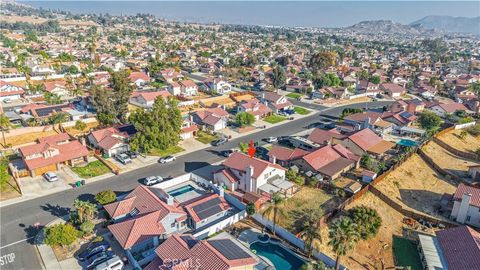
<box><xmin>125</xmin><ymin>151</ymin><xmax>138</xmax><ymax>159</ymax></box>
<box><xmin>77</xmin><ymin>241</ymin><xmax>110</xmax><ymax>262</ymax></box>
<box><xmin>143</xmin><ymin>176</ymin><xmax>163</xmax><ymax>186</ymax></box>
<box><xmin>265</xmin><ymin>137</ymin><xmax>277</xmax><ymax>143</ymax></box>
<box><xmin>220</xmin><ymin>149</ymin><xmax>238</xmax><ymax>157</ymax></box>
<box><xmin>3</xmin><ymin>98</ymin><xmax>12</xmax><ymax>104</ymax></box>
<box><xmin>85</xmin><ymin>251</ymin><xmax>113</xmax><ymax>269</ymax></box>
<box><xmin>44</xmin><ymin>172</ymin><xmax>59</xmax><ymax>182</ymax></box>
<box><xmin>159</xmin><ymin>155</ymin><xmax>176</xmax><ymax>164</ymax></box>
<box><xmin>256</xmin><ymin>146</ymin><xmax>269</xmax><ymax>156</ymax></box>
<box><xmin>115</xmin><ymin>153</ymin><xmax>132</xmax><ymax>165</ymax></box>
<box><xmin>211</xmin><ymin>137</ymin><xmax>228</xmax><ymax>146</ymax></box>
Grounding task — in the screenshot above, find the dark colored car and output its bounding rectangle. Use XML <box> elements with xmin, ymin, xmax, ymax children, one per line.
<box><xmin>211</xmin><ymin>138</ymin><xmax>228</xmax><ymax>146</ymax></box>
<box><xmin>77</xmin><ymin>241</ymin><xmax>110</xmax><ymax>262</ymax></box>
<box><xmin>125</xmin><ymin>151</ymin><xmax>138</xmax><ymax>159</ymax></box>
<box><xmin>85</xmin><ymin>251</ymin><xmax>113</xmax><ymax>269</ymax></box>
<box><xmin>284</xmin><ymin>109</ymin><xmax>295</xmax><ymax>115</ymax></box>
<box><xmin>256</xmin><ymin>146</ymin><xmax>269</xmax><ymax>155</ymax></box>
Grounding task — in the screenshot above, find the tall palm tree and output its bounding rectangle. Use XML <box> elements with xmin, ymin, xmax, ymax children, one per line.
<box><xmin>328</xmin><ymin>217</ymin><xmax>360</xmax><ymax>270</ymax></box>
<box><xmin>73</xmin><ymin>199</ymin><xmax>97</xmax><ymax>223</ymax></box>
<box><xmin>0</xmin><ymin>114</ymin><xmax>12</xmax><ymax>146</ymax></box>
<box><xmin>262</xmin><ymin>192</ymin><xmax>287</xmax><ymax>236</ymax></box>
<box><xmin>300</xmin><ymin>209</ymin><xmax>322</xmax><ymax>258</ymax></box>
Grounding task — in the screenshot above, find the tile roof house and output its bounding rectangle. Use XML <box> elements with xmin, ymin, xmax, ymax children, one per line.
<box><xmin>293</xmin><ymin>144</ymin><xmax>359</xmax><ymax>180</ymax></box>
<box><xmin>178</xmin><ymin>80</ymin><xmax>198</xmax><ymax>96</ymax></box>
<box><xmin>20</xmin><ymin>103</ymin><xmax>73</xmax><ymax>120</ymax></box>
<box><xmin>128</xmin><ymin>72</ymin><xmax>151</xmax><ymax>87</ymax></box>
<box><xmin>87</xmin><ymin>127</ymin><xmax>130</xmax><ymax>157</ymax></box>
<box><xmin>307</xmin><ymin>128</ymin><xmax>347</xmax><ymax>145</ymax></box>
<box><xmin>380</xmin><ymin>83</ymin><xmax>407</xmax><ymax>97</ymax></box>
<box><xmin>144</xmin><ymin>234</ymin><xmax>258</xmax><ymax>270</ymax></box>
<box><xmin>430</xmin><ymin>103</ymin><xmax>471</xmax><ymax>117</ymax></box>
<box><xmin>191</xmin><ymin>107</ymin><xmax>229</xmax><ymax>131</ymax></box>
<box><xmin>213</xmin><ymin>152</ymin><xmax>289</xmax><ymax>196</ymax></box>
<box><xmin>334</xmin><ymin>128</ymin><xmax>395</xmax><ymax>156</ymax></box>
<box><xmin>181</xmin><ymin>193</ymin><xmax>231</xmax><ymax>230</ymax></box>
<box><xmin>236</xmin><ymin>98</ymin><xmax>272</xmax><ymax>120</ymax></box>
<box><xmin>0</xmin><ymin>80</ymin><xmax>25</xmax><ymax>101</ymax></box>
<box><xmin>449</xmin><ymin>183</ymin><xmax>480</xmax><ymax>228</ymax></box>
<box><xmin>342</xmin><ymin>111</ymin><xmax>396</xmax><ymax>134</ymax></box>
<box><xmin>43</xmin><ymin>80</ymin><xmax>68</xmax><ymax>97</ymax></box>
<box><xmin>130</xmin><ymin>90</ymin><xmax>172</xmax><ymax>108</ymax></box>
<box><xmin>158</xmin><ymin>68</ymin><xmax>183</xmax><ymax>83</ymax></box>
<box><xmin>259</xmin><ymin>92</ymin><xmax>293</xmax><ymax>113</ymax></box>
<box><xmin>17</xmin><ymin>133</ymin><xmax>89</xmax><ymax>177</ymax></box>
<box><xmin>104</xmin><ymin>185</ymin><xmax>188</xmax><ymax>251</ymax></box>
<box><xmin>267</xmin><ymin>145</ymin><xmax>310</xmax><ymax>167</ymax></box>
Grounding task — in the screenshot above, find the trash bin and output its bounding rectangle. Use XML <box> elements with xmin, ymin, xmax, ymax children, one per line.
<box><xmin>75</xmin><ymin>181</ymin><xmax>82</xmax><ymax>187</ymax></box>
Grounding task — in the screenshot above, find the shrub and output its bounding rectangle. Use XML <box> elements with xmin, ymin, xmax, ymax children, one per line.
<box><xmin>74</xmin><ymin>120</ymin><xmax>87</xmax><ymax>131</ymax></box>
<box><xmin>44</xmin><ymin>223</ymin><xmax>80</xmax><ymax>247</ymax></box>
<box><xmin>349</xmin><ymin>206</ymin><xmax>382</xmax><ymax>240</ymax></box>
<box><xmin>286</xmin><ymin>169</ymin><xmax>305</xmax><ymax>185</ymax></box>
<box><xmin>466</xmin><ymin>124</ymin><xmax>480</xmax><ymax>136</ymax></box>
<box><xmin>418</xmin><ymin>110</ymin><xmax>442</xmax><ymax>131</ymax></box>
<box><xmin>95</xmin><ymin>190</ymin><xmax>116</xmax><ymax>205</ymax></box>
<box><xmin>246</xmin><ymin>203</ymin><xmax>256</xmax><ymax>216</ymax></box>
<box><xmin>235</xmin><ymin>112</ymin><xmax>255</xmax><ymax>127</ymax></box>
<box><xmin>80</xmin><ymin>220</ymin><xmax>95</xmax><ymax>235</ymax></box>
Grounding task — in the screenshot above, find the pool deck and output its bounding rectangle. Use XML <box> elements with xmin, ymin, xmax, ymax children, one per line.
<box><xmin>164</xmin><ymin>180</ymin><xmax>207</xmax><ymax>203</ymax></box>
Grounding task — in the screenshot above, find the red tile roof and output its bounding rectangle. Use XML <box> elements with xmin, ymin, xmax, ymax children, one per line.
<box><xmin>308</xmin><ymin>128</ymin><xmax>346</xmax><ymax>145</ymax></box>
<box><xmin>453</xmin><ymin>183</ymin><xmax>480</xmax><ymax>208</ymax></box>
<box><xmin>131</xmin><ymin>90</ymin><xmax>171</xmax><ymax>102</ymax></box>
<box><xmin>90</xmin><ymin>127</ymin><xmax>128</xmax><ymax>150</ymax></box>
<box><xmin>435</xmin><ymin>103</ymin><xmax>469</xmax><ymax>114</ymax></box>
<box><xmin>436</xmin><ymin>226</ymin><xmax>480</xmax><ymax>270</ymax></box>
<box><xmin>128</xmin><ymin>71</ymin><xmax>150</xmax><ymax>82</ymax></box>
<box><xmin>267</xmin><ymin>145</ymin><xmax>309</xmax><ymax>162</ymax></box>
<box><xmin>347</xmin><ymin>128</ymin><xmax>383</xmax><ymax>151</ymax></box>
<box><xmin>302</xmin><ymin>144</ymin><xmax>355</xmax><ymax>171</ymax></box>
<box><xmin>223</xmin><ymin>152</ymin><xmax>286</xmax><ymax>179</ymax></box>
<box><xmin>182</xmin><ymin>194</ymin><xmax>230</xmax><ymax>223</ymax></box>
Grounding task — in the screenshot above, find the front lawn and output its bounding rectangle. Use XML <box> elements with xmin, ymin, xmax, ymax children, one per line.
<box><xmin>149</xmin><ymin>145</ymin><xmax>185</xmax><ymax>157</ymax></box>
<box><xmin>264</xmin><ymin>114</ymin><xmax>287</xmax><ymax>124</ymax></box>
<box><xmin>286</xmin><ymin>92</ymin><xmax>302</xmax><ymax>99</ymax></box>
<box><xmin>393</xmin><ymin>236</ymin><xmax>423</xmax><ymax>270</ymax></box>
<box><xmin>195</xmin><ymin>130</ymin><xmax>219</xmax><ymax>144</ymax></box>
<box><xmin>294</xmin><ymin>106</ymin><xmax>311</xmax><ymax>115</ymax></box>
<box><xmin>71</xmin><ymin>160</ymin><xmax>110</xmax><ymax>178</ymax></box>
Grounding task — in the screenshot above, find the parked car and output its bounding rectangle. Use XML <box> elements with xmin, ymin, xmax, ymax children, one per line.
<box><xmin>143</xmin><ymin>176</ymin><xmax>163</xmax><ymax>186</ymax></box>
<box><xmin>221</xmin><ymin>149</ymin><xmax>238</xmax><ymax>157</ymax></box>
<box><xmin>256</xmin><ymin>146</ymin><xmax>269</xmax><ymax>155</ymax></box>
<box><xmin>77</xmin><ymin>241</ymin><xmax>110</xmax><ymax>262</ymax></box>
<box><xmin>3</xmin><ymin>98</ymin><xmax>12</xmax><ymax>104</ymax></box>
<box><xmin>93</xmin><ymin>256</ymin><xmax>124</xmax><ymax>270</ymax></box>
<box><xmin>125</xmin><ymin>151</ymin><xmax>137</xmax><ymax>159</ymax></box>
<box><xmin>44</xmin><ymin>172</ymin><xmax>59</xmax><ymax>182</ymax></box>
<box><xmin>211</xmin><ymin>137</ymin><xmax>228</xmax><ymax>146</ymax></box>
<box><xmin>159</xmin><ymin>155</ymin><xmax>176</xmax><ymax>164</ymax></box>
<box><xmin>265</xmin><ymin>137</ymin><xmax>277</xmax><ymax>143</ymax></box>
<box><xmin>85</xmin><ymin>251</ymin><xmax>113</xmax><ymax>269</ymax></box>
<box><xmin>115</xmin><ymin>153</ymin><xmax>132</xmax><ymax>165</ymax></box>
<box><xmin>284</xmin><ymin>109</ymin><xmax>295</xmax><ymax>115</ymax></box>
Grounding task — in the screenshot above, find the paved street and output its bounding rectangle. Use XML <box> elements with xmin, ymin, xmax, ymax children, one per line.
<box><xmin>0</xmin><ymin>101</ymin><xmax>391</xmax><ymax>270</ymax></box>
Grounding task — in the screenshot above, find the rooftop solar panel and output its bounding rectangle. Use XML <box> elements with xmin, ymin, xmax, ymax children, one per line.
<box><xmin>191</xmin><ymin>197</ymin><xmax>225</xmax><ymax>220</ymax></box>
<box><xmin>208</xmin><ymin>239</ymin><xmax>251</xmax><ymax>260</ymax></box>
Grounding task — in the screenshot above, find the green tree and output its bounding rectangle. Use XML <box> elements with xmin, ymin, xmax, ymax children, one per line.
<box><xmin>74</xmin><ymin>120</ymin><xmax>87</xmax><ymax>131</ymax></box>
<box><xmin>44</xmin><ymin>92</ymin><xmax>62</xmax><ymax>105</ymax></box>
<box><xmin>340</xmin><ymin>108</ymin><xmax>363</xmax><ymax>119</ymax></box>
<box><xmin>0</xmin><ymin>158</ymin><xmax>10</xmax><ymax>187</ymax></box>
<box><xmin>356</xmin><ymin>70</ymin><xmax>370</xmax><ymax>81</ymax></box>
<box><xmin>95</xmin><ymin>190</ymin><xmax>117</xmax><ymax>205</ymax></box>
<box><xmin>300</xmin><ymin>209</ymin><xmax>322</xmax><ymax>258</ymax></box>
<box><xmin>271</xmin><ymin>65</ymin><xmax>286</xmax><ymax>88</ymax></box>
<box><xmin>44</xmin><ymin>223</ymin><xmax>80</xmax><ymax>247</ymax></box>
<box><xmin>49</xmin><ymin>112</ymin><xmax>69</xmax><ymax>124</ymax></box>
<box><xmin>79</xmin><ymin>220</ymin><xmax>95</xmax><ymax>235</ymax></box>
<box><xmin>300</xmin><ymin>261</ymin><xmax>333</xmax><ymax>270</ymax></box>
<box><xmin>129</xmin><ymin>97</ymin><xmax>182</xmax><ymax>154</ymax></box>
<box><xmin>262</xmin><ymin>192</ymin><xmax>287</xmax><ymax>236</ymax></box>
<box><xmin>246</xmin><ymin>202</ymin><xmax>256</xmax><ymax>216</ymax></box>
<box><xmin>309</xmin><ymin>51</ymin><xmax>337</xmax><ymax>73</ymax></box>
<box><xmin>329</xmin><ymin>217</ymin><xmax>360</xmax><ymax>270</ymax></box>
<box><xmin>349</xmin><ymin>206</ymin><xmax>382</xmax><ymax>240</ymax></box>
<box><xmin>0</xmin><ymin>114</ymin><xmax>12</xmax><ymax>146</ymax></box>
<box><xmin>235</xmin><ymin>112</ymin><xmax>255</xmax><ymax>127</ymax></box>
<box><xmin>73</xmin><ymin>199</ymin><xmax>97</xmax><ymax>223</ymax></box>
<box><xmin>369</xmin><ymin>75</ymin><xmax>381</xmax><ymax>84</ymax></box>
<box><xmin>418</xmin><ymin>110</ymin><xmax>442</xmax><ymax>131</ymax></box>
<box><xmin>286</xmin><ymin>169</ymin><xmax>305</xmax><ymax>185</ymax></box>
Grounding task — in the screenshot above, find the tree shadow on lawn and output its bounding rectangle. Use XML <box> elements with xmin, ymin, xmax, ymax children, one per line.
<box><xmin>398</xmin><ymin>189</ymin><xmax>445</xmax><ymax>218</ymax></box>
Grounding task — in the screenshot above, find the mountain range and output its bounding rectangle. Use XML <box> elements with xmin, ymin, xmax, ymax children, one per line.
<box><xmin>410</xmin><ymin>15</ymin><xmax>480</xmax><ymax>35</ymax></box>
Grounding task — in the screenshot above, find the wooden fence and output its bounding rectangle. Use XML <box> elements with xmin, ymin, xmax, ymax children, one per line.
<box><xmin>433</xmin><ymin>137</ymin><xmax>479</xmax><ymax>161</ymax></box>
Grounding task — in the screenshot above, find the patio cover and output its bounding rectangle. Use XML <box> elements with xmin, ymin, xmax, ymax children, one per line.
<box><xmin>271</xmin><ymin>179</ymin><xmax>295</xmax><ymax>190</ymax></box>
<box><xmin>258</xmin><ymin>183</ymin><xmax>280</xmax><ymax>194</ymax></box>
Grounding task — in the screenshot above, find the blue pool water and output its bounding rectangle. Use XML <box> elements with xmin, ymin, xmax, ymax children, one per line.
<box><xmin>397</xmin><ymin>139</ymin><xmax>418</xmax><ymax>147</ymax></box>
<box><xmin>250</xmin><ymin>241</ymin><xmax>305</xmax><ymax>270</ymax></box>
<box><xmin>168</xmin><ymin>185</ymin><xmax>195</xmax><ymax>197</ymax></box>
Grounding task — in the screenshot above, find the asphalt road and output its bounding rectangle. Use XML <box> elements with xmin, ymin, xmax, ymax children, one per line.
<box><xmin>0</xmin><ymin>100</ymin><xmax>392</xmax><ymax>270</ymax></box>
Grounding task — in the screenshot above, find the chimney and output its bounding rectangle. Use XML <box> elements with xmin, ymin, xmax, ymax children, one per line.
<box><xmin>456</xmin><ymin>193</ymin><xmax>471</xmax><ymax>224</ymax></box>
<box><xmin>166</xmin><ymin>195</ymin><xmax>174</xmax><ymax>206</ymax></box>
<box><xmin>271</xmin><ymin>155</ymin><xmax>277</xmax><ymax>164</ymax></box>
<box><xmin>246</xmin><ymin>165</ymin><xmax>254</xmax><ymax>192</ymax></box>
<box><xmin>80</xmin><ymin>137</ymin><xmax>86</xmax><ymax>146</ymax></box>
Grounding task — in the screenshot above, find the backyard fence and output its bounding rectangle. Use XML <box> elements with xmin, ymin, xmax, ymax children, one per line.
<box><xmin>433</xmin><ymin>137</ymin><xmax>480</xmax><ymax>161</ymax></box>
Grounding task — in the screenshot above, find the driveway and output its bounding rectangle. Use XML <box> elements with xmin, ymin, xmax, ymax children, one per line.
<box><xmin>18</xmin><ymin>170</ymin><xmax>71</xmax><ymax>197</ymax></box>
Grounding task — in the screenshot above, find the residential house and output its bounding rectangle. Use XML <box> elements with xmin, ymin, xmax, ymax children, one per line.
<box><xmin>180</xmin><ymin>118</ymin><xmax>198</xmax><ymax>140</ymax></box>
<box><xmin>0</xmin><ymin>80</ymin><xmax>24</xmax><ymax>101</ymax></box>
<box><xmin>342</xmin><ymin>111</ymin><xmax>395</xmax><ymax>135</ymax></box>
<box><xmin>307</xmin><ymin>128</ymin><xmax>347</xmax><ymax>145</ymax></box>
<box><xmin>17</xmin><ymin>133</ymin><xmax>89</xmax><ymax>177</ymax></box>
<box><xmin>213</xmin><ymin>152</ymin><xmax>291</xmax><ymax>197</ymax></box>
<box><xmin>144</xmin><ymin>234</ymin><xmax>258</xmax><ymax>270</ymax></box>
<box><xmin>380</xmin><ymin>83</ymin><xmax>407</xmax><ymax>98</ymax></box>
<box><xmin>178</xmin><ymin>80</ymin><xmax>198</xmax><ymax>96</ymax></box>
<box><xmin>237</xmin><ymin>98</ymin><xmax>272</xmax><ymax>120</ymax></box>
<box><xmin>182</xmin><ymin>193</ymin><xmax>231</xmax><ymax>230</ymax></box>
<box><xmin>191</xmin><ymin>107</ymin><xmax>229</xmax><ymax>131</ymax></box>
<box><xmin>159</xmin><ymin>68</ymin><xmax>183</xmax><ymax>83</ymax></box>
<box><xmin>20</xmin><ymin>103</ymin><xmax>72</xmax><ymax>122</ymax></box>
<box><xmin>449</xmin><ymin>183</ymin><xmax>480</xmax><ymax>228</ymax></box>
<box><xmin>357</xmin><ymin>81</ymin><xmax>381</xmax><ymax>96</ymax></box>
<box><xmin>43</xmin><ymin>80</ymin><xmax>69</xmax><ymax>97</ymax></box>
<box><xmin>429</xmin><ymin>103</ymin><xmax>470</xmax><ymax>118</ymax></box>
<box><xmin>201</xmin><ymin>77</ymin><xmax>232</xmax><ymax>95</ymax></box>
<box><xmin>334</xmin><ymin>128</ymin><xmax>395</xmax><ymax>157</ymax></box>
<box><xmin>87</xmin><ymin>127</ymin><xmax>130</xmax><ymax>157</ymax></box>
<box><xmin>293</xmin><ymin>144</ymin><xmax>359</xmax><ymax>181</ymax></box>
<box><xmin>128</xmin><ymin>72</ymin><xmax>151</xmax><ymax>88</ymax></box>
<box><xmin>260</xmin><ymin>92</ymin><xmax>293</xmax><ymax>113</ymax></box>
<box><xmin>130</xmin><ymin>91</ymin><xmax>171</xmax><ymax>108</ymax></box>
<box><xmin>267</xmin><ymin>145</ymin><xmax>309</xmax><ymax>167</ymax></box>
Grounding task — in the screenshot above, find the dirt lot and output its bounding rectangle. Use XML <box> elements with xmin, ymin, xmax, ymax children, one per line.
<box><xmin>374</xmin><ymin>154</ymin><xmax>457</xmax><ymax>220</ymax></box>
<box><xmin>437</xmin><ymin>129</ymin><xmax>480</xmax><ymax>154</ymax></box>
<box><xmin>422</xmin><ymin>141</ymin><xmax>478</xmax><ymax>178</ymax></box>
<box><xmin>2</xmin><ymin>130</ymin><xmax>59</xmax><ymax>148</ymax></box>
<box><xmin>1</xmin><ymin>15</ymin><xmax>98</xmax><ymax>26</ymax></box>
<box><xmin>64</xmin><ymin>122</ymin><xmax>99</xmax><ymax>137</ymax></box>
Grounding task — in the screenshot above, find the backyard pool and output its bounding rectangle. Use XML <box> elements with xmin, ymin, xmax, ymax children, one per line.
<box><xmin>168</xmin><ymin>185</ymin><xmax>196</xmax><ymax>197</ymax></box>
<box><xmin>397</xmin><ymin>139</ymin><xmax>418</xmax><ymax>147</ymax></box>
<box><xmin>250</xmin><ymin>241</ymin><xmax>305</xmax><ymax>270</ymax></box>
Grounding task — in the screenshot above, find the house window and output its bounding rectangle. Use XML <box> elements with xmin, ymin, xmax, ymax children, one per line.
<box><xmin>171</xmin><ymin>222</ymin><xmax>176</xmax><ymax>228</ymax></box>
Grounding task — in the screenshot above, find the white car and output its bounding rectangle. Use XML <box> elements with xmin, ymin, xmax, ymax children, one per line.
<box><xmin>3</xmin><ymin>98</ymin><xmax>12</xmax><ymax>104</ymax></box>
<box><xmin>159</xmin><ymin>155</ymin><xmax>176</xmax><ymax>164</ymax></box>
<box><xmin>266</xmin><ymin>137</ymin><xmax>277</xmax><ymax>143</ymax></box>
<box><xmin>143</xmin><ymin>176</ymin><xmax>163</xmax><ymax>186</ymax></box>
<box><xmin>44</xmin><ymin>172</ymin><xmax>59</xmax><ymax>182</ymax></box>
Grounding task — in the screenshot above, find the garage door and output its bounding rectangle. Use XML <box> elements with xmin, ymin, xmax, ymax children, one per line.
<box><xmin>34</xmin><ymin>164</ymin><xmax>57</xmax><ymax>176</ymax></box>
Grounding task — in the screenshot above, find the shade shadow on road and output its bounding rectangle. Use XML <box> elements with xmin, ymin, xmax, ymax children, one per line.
<box><xmin>184</xmin><ymin>161</ymin><xmax>211</xmax><ymax>173</ymax></box>
<box><xmin>40</xmin><ymin>203</ymin><xmax>70</xmax><ymax>218</ymax></box>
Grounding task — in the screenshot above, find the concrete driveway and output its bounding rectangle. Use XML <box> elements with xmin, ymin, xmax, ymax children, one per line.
<box><xmin>18</xmin><ymin>171</ymin><xmax>71</xmax><ymax>197</ymax></box>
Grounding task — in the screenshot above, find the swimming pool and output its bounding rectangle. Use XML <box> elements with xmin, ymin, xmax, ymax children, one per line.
<box><xmin>397</xmin><ymin>139</ymin><xmax>418</xmax><ymax>147</ymax></box>
<box><xmin>250</xmin><ymin>241</ymin><xmax>305</xmax><ymax>270</ymax></box>
<box><xmin>168</xmin><ymin>185</ymin><xmax>196</xmax><ymax>197</ymax></box>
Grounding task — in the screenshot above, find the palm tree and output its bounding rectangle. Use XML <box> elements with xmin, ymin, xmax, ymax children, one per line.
<box><xmin>0</xmin><ymin>114</ymin><xmax>12</xmax><ymax>146</ymax></box>
<box><xmin>300</xmin><ymin>210</ymin><xmax>322</xmax><ymax>258</ymax></box>
<box><xmin>73</xmin><ymin>199</ymin><xmax>97</xmax><ymax>223</ymax></box>
<box><xmin>262</xmin><ymin>192</ymin><xmax>287</xmax><ymax>236</ymax></box>
<box><xmin>328</xmin><ymin>217</ymin><xmax>360</xmax><ymax>270</ymax></box>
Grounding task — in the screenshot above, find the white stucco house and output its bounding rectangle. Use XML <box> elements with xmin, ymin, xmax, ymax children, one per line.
<box><xmin>450</xmin><ymin>183</ymin><xmax>480</xmax><ymax>228</ymax></box>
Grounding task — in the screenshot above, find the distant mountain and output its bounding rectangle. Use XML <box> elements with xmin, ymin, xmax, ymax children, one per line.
<box><xmin>345</xmin><ymin>20</ymin><xmax>428</xmax><ymax>36</ymax></box>
<box><xmin>410</xmin><ymin>16</ymin><xmax>480</xmax><ymax>35</ymax></box>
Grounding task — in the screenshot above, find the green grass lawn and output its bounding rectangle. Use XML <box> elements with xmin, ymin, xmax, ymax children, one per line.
<box><xmin>71</xmin><ymin>160</ymin><xmax>110</xmax><ymax>178</ymax></box>
<box><xmin>264</xmin><ymin>114</ymin><xmax>287</xmax><ymax>124</ymax></box>
<box><xmin>286</xmin><ymin>92</ymin><xmax>302</xmax><ymax>99</ymax></box>
<box><xmin>393</xmin><ymin>236</ymin><xmax>423</xmax><ymax>270</ymax></box>
<box><xmin>195</xmin><ymin>130</ymin><xmax>219</xmax><ymax>144</ymax></box>
<box><xmin>149</xmin><ymin>145</ymin><xmax>185</xmax><ymax>157</ymax></box>
<box><xmin>294</xmin><ymin>106</ymin><xmax>311</xmax><ymax>115</ymax></box>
